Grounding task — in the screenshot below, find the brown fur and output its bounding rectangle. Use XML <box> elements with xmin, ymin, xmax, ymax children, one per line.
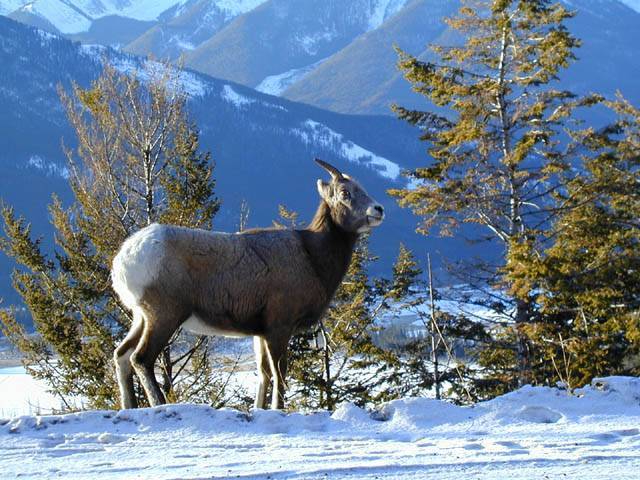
<box><xmin>113</xmin><ymin>160</ymin><xmax>383</xmax><ymax>410</ymax></box>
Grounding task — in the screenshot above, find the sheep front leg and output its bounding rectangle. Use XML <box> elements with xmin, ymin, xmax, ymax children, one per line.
<box><xmin>253</xmin><ymin>336</ymin><xmax>272</xmax><ymax>409</ymax></box>
<box><xmin>265</xmin><ymin>338</ymin><xmax>289</xmax><ymax>410</ymax></box>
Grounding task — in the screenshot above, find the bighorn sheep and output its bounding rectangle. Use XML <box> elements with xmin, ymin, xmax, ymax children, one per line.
<box><xmin>111</xmin><ymin>159</ymin><xmax>384</xmax><ymax>410</ymax></box>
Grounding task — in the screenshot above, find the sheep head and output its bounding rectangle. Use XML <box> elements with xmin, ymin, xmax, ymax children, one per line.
<box><xmin>315</xmin><ymin>158</ymin><xmax>384</xmax><ymax>234</ymax></box>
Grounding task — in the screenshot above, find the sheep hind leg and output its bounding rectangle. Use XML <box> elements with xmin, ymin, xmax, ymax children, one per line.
<box><xmin>130</xmin><ymin>309</ymin><xmax>183</xmax><ymax>407</ymax></box>
<box><xmin>114</xmin><ymin>311</ymin><xmax>144</xmax><ymax>409</ymax></box>
<box><xmin>253</xmin><ymin>337</ymin><xmax>272</xmax><ymax>409</ymax></box>
<box><xmin>265</xmin><ymin>338</ymin><xmax>289</xmax><ymax>410</ymax></box>
<box><xmin>113</xmin><ymin>312</ymin><xmax>144</xmax><ymax>408</ymax></box>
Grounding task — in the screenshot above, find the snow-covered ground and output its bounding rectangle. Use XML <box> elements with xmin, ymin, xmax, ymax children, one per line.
<box><xmin>0</xmin><ymin>367</ymin><xmax>85</xmax><ymax>417</ymax></box>
<box><xmin>2</xmin><ymin>376</ymin><xmax>640</xmax><ymax>479</ymax></box>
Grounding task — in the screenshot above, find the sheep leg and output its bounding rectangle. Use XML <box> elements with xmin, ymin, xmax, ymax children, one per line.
<box><xmin>113</xmin><ymin>311</ymin><xmax>144</xmax><ymax>409</ymax></box>
<box><xmin>253</xmin><ymin>336</ymin><xmax>272</xmax><ymax>409</ymax></box>
<box><xmin>130</xmin><ymin>311</ymin><xmax>181</xmax><ymax>407</ymax></box>
<box><xmin>265</xmin><ymin>338</ymin><xmax>289</xmax><ymax>410</ymax></box>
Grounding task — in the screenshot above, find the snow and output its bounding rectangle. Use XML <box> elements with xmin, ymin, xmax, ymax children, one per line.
<box><xmin>367</xmin><ymin>0</ymin><xmax>409</xmax><ymax>31</ymax></box>
<box><xmin>293</xmin><ymin>119</ymin><xmax>401</xmax><ymax>180</ymax></box>
<box><xmin>79</xmin><ymin>43</ymin><xmax>107</xmax><ymax>57</ymax></box>
<box><xmin>0</xmin><ymin>0</ymin><xmax>27</xmax><ymax>15</ymax></box>
<box><xmin>26</xmin><ymin>155</ymin><xmax>69</xmax><ymax>179</ymax></box>
<box><xmin>221</xmin><ymin>84</ymin><xmax>256</xmax><ymax>108</ymax></box>
<box><xmin>295</xmin><ymin>30</ymin><xmax>337</xmax><ymax>56</ymax></box>
<box><xmin>1</xmin><ymin>376</ymin><xmax>639</xmax><ymax>479</ymax></box>
<box><xmin>99</xmin><ymin>0</ymin><xmax>186</xmax><ymax>22</ymax></box>
<box><xmin>210</xmin><ymin>0</ymin><xmax>266</xmax><ymax>18</ymax></box>
<box><xmin>0</xmin><ymin>367</ymin><xmax>82</xmax><ymax>418</ymax></box>
<box><xmin>21</xmin><ymin>0</ymin><xmax>92</xmax><ymax>34</ymax></box>
<box><xmin>618</xmin><ymin>0</ymin><xmax>640</xmax><ymax>12</ymax></box>
<box><xmin>171</xmin><ymin>35</ymin><xmax>195</xmax><ymax>51</ymax></box>
<box><xmin>111</xmin><ymin>57</ymin><xmax>208</xmax><ymax>98</ymax></box>
<box><xmin>256</xmin><ymin>57</ymin><xmax>329</xmax><ymax>96</ymax></box>
<box><xmin>1</xmin><ymin>0</ymin><xmax>267</xmax><ymax>33</ymax></box>
<box><xmin>32</xmin><ymin>0</ymin><xmax>184</xmax><ymax>25</ymax></box>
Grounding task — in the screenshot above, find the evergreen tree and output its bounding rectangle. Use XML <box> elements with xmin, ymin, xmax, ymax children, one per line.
<box><xmin>389</xmin><ymin>243</ymin><xmax>423</xmax><ymax>302</ymax></box>
<box><xmin>272</xmin><ymin>204</ymin><xmax>301</xmax><ymax>230</ymax></box>
<box><xmin>0</xmin><ymin>63</ymin><xmax>231</xmax><ymax>409</ymax></box>
<box><xmin>389</xmin><ymin>245</ymin><xmax>484</xmax><ymax>402</ymax></box>
<box><xmin>390</xmin><ymin>0</ymin><xmax>600</xmax><ymax>390</ymax></box>
<box><xmin>508</xmin><ymin>95</ymin><xmax>640</xmax><ymax>389</ymax></box>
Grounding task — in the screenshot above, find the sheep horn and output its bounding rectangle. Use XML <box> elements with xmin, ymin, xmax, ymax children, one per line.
<box><xmin>315</xmin><ymin>158</ymin><xmax>344</xmax><ymax>180</ymax></box>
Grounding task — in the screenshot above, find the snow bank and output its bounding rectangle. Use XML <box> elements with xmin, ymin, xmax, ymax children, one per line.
<box><xmin>0</xmin><ymin>366</ymin><xmax>87</xmax><ymax>418</ymax></box>
<box><xmin>2</xmin><ymin>377</ymin><xmax>640</xmax><ymax>479</ymax></box>
<box><xmin>0</xmin><ymin>367</ymin><xmax>70</xmax><ymax>418</ymax></box>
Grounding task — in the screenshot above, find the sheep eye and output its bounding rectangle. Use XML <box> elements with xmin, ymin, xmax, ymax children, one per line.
<box><xmin>341</xmin><ymin>190</ymin><xmax>351</xmax><ymax>201</ymax></box>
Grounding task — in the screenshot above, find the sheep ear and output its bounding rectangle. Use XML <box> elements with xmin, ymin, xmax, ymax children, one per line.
<box><xmin>317</xmin><ymin>179</ymin><xmax>331</xmax><ymax>201</ymax></box>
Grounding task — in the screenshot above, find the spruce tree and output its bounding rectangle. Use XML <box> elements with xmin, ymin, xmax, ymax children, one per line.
<box><xmin>0</xmin><ymin>63</ymin><xmax>227</xmax><ymax>409</ymax></box>
<box><xmin>508</xmin><ymin>95</ymin><xmax>640</xmax><ymax>389</ymax></box>
<box><xmin>390</xmin><ymin>0</ymin><xmax>600</xmax><ymax>390</ymax></box>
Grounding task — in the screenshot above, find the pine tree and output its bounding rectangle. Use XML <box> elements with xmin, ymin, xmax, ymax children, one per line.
<box><xmin>0</xmin><ymin>63</ymin><xmax>230</xmax><ymax>410</ymax></box>
<box><xmin>507</xmin><ymin>95</ymin><xmax>640</xmax><ymax>389</ymax></box>
<box><xmin>390</xmin><ymin>0</ymin><xmax>600</xmax><ymax>389</ymax></box>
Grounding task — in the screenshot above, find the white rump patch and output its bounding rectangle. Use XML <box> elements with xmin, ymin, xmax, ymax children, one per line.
<box><xmin>111</xmin><ymin>224</ymin><xmax>167</xmax><ymax>310</ymax></box>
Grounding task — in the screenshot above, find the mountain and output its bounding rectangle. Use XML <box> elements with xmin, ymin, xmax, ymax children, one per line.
<box><xmin>283</xmin><ymin>0</ymin><xmax>640</xmax><ymax>114</ymax></box>
<box><xmin>0</xmin><ymin>16</ymin><xmax>477</xmax><ymax>312</ymax></box>
<box><xmin>3</xmin><ymin>0</ymin><xmax>180</xmax><ymax>34</ymax></box>
<box><xmin>183</xmin><ymin>0</ymin><xmax>409</xmax><ymax>89</ymax></box>
<box><xmin>0</xmin><ymin>0</ymin><xmax>267</xmax><ymax>47</ymax></box>
<box><xmin>2</xmin><ymin>0</ymin><xmax>638</xmax><ymax>116</ymax></box>
<box><xmin>282</xmin><ymin>0</ymin><xmax>456</xmax><ymax>114</ymax></box>
<box><xmin>125</xmin><ymin>0</ymin><xmax>267</xmax><ymax>59</ymax></box>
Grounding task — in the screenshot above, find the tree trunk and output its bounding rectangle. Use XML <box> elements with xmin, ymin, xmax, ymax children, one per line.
<box><xmin>160</xmin><ymin>346</ymin><xmax>173</xmax><ymax>399</ymax></box>
<box><xmin>320</xmin><ymin>324</ymin><xmax>333</xmax><ymax>410</ymax></box>
<box><xmin>427</xmin><ymin>254</ymin><xmax>441</xmax><ymax>400</ymax></box>
<box><xmin>514</xmin><ymin>298</ymin><xmax>531</xmax><ymax>387</ymax></box>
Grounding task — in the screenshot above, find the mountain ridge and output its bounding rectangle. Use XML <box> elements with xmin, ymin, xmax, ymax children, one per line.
<box><xmin>2</xmin><ymin>0</ymin><xmax>638</xmax><ymax>115</ymax></box>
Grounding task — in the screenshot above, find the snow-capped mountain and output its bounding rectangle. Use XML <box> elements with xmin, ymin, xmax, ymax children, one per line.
<box><xmin>3</xmin><ymin>0</ymin><xmax>636</xmax><ymax>115</ymax></box>
<box><xmin>2</xmin><ymin>0</ymin><xmax>182</xmax><ymax>33</ymax></box>
<box><xmin>183</xmin><ymin>0</ymin><xmax>410</xmax><ymax>88</ymax></box>
<box><xmin>283</xmin><ymin>0</ymin><xmax>640</xmax><ymax>113</ymax></box>
<box><xmin>0</xmin><ymin>0</ymin><xmax>267</xmax><ymax>46</ymax></box>
<box><xmin>126</xmin><ymin>0</ymin><xmax>268</xmax><ymax>59</ymax></box>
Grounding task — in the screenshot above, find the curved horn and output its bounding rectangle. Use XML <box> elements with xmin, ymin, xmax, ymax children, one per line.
<box><xmin>315</xmin><ymin>158</ymin><xmax>343</xmax><ymax>180</ymax></box>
